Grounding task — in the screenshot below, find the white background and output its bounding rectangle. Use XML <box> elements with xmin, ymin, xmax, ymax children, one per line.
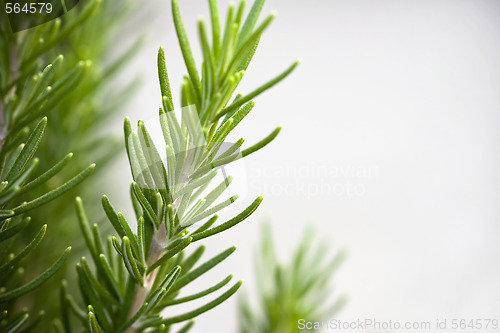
<box><xmin>108</xmin><ymin>0</ymin><xmax>500</xmax><ymax>331</ymax></box>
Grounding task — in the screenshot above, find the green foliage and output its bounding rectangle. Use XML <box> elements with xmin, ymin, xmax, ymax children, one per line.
<box><xmin>0</xmin><ymin>114</ymin><xmax>93</xmax><ymax>331</ymax></box>
<box><xmin>0</xmin><ymin>0</ymin><xmax>136</xmax><ymax>331</ymax></box>
<box><xmin>239</xmin><ymin>225</ymin><xmax>347</xmax><ymax>333</ymax></box>
<box><xmin>5</xmin><ymin>0</ymin><xmax>139</xmax><ymax>329</ymax></box>
<box><xmin>66</xmin><ymin>0</ymin><xmax>297</xmax><ymax>331</ymax></box>
<box><xmin>2</xmin><ymin>0</ymin><xmax>303</xmax><ymax>331</ymax></box>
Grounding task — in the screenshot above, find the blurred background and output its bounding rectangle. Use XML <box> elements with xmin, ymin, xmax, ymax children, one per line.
<box><xmin>105</xmin><ymin>0</ymin><xmax>500</xmax><ymax>331</ymax></box>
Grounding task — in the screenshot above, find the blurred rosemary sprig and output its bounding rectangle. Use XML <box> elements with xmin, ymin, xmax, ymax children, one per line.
<box><xmin>0</xmin><ymin>4</ymin><xmax>99</xmax><ymax>331</ymax></box>
<box><xmin>239</xmin><ymin>225</ymin><xmax>347</xmax><ymax>333</ymax></box>
<box><xmin>0</xmin><ymin>0</ymin><xmax>139</xmax><ymax>331</ymax></box>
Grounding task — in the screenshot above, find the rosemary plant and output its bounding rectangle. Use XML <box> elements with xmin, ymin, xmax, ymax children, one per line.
<box><xmin>67</xmin><ymin>0</ymin><xmax>298</xmax><ymax>331</ymax></box>
<box><xmin>239</xmin><ymin>225</ymin><xmax>347</xmax><ymax>333</ymax></box>
<box><xmin>0</xmin><ymin>5</ymin><xmax>98</xmax><ymax>330</ymax></box>
<box><xmin>1</xmin><ymin>0</ymin><xmax>137</xmax><ymax>330</ymax></box>
<box><xmin>0</xmin><ymin>117</ymin><xmax>94</xmax><ymax>331</ymax></box>
<box><xmin>21</xmin><ymin>1</ymin><xmax>141</xmax><ymax>327</ymax></box>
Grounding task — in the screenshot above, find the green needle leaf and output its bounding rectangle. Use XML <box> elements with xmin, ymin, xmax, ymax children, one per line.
<box><xmin>172</xmin><ymin>0</ymin><xmax>202</xmax><ymax>101</ymax></box>
<box><xmin>192</xmin><ymin>196</ymin><xmax>263</xmax><ymax>242</ymax></box>
<box><xmin>75</xmin><ymin>197</ymin><xmax>99</xmax><ymax>264</ymax></box>
<box><xmin>170</xmin><ymin>246</ymin><xmax>236</xmax><ymax>293</ymax></box>
<box><xmin>179</xmin><ymin>244</ymin><xmax>205</xmax><ymax>274</ymax></box>
<box><xmin>132</xmin><ymin>182</ymin><xmax>157</xmax><ymax>227</ymax></box>
<box><xmin>185</xmin><ymin>194</ymin><xmax>238</xmax><ymax>227</ymax></box>
<box><xmin>201</xmin><ymin>175</ymin><xmax>233</xmax><ymax>209</ymax></box>
<box><xmin>98</xmin><ymin>254</ymin><xmax>124</xmax><ymax>301</ymax></box>
<box><xmin>0</xmin><ymin>247</ymin><xmax>71</xmax><ymax>303</ymax></box>
<box><xmin>13</xmin><ymin>163</ymin><xmax>96</xmax><ymax>215</ymax></box>
<box><xmin>87</xmin><ymin>311</ymin><xmax>104</xmax><ymax>333</ymax></box>
<box><xmin>121</xmin><ymin>236</ymin><xmax>144</xmax><ymax>285</ymax></box>
<box><xmin>158</xmin><ymin>280</ymin><xmax>242</xmax><ymax>326</ymax></box>
<box><xmin>101</xmin><ymin>195</ymin><xmax>126</xmax><ymax>239</ymax></box>
<box><xmin>0</xmin><ymin>224</ymin><xmax>46</xmax><ymax>274</ymax></box>
<box><xmin>159</xmin><ymin>107</ymin><xmax>175</xmax><ymax>150</ymax></box>
<box><xmin>163</xmin><ymin>274</ymin><xmax>233</xmax><ymax>306</ymax></box>
<box><xmin>158</xmin><ymin>47</ymin><xmax>173</xmax><ymax>108</ymax></box>
<box><xmin>18</xmin><ymin>152</ymin><xmax>73</xmax><ymax>195</ymax></box>
<box><xmin>199</xmin><ymin>18</ymin><xmax>216</xmax><ymax>103</ymax></box>
<box><xmin>0</xmin><ymin>216</ymin><xmax>30</xmax><ymax>241</ymax></box>
<box><xmin>0</xmin><ymin>210</ymin><xmax>14</xmax><ymax>220</ymax></box>
<box><xmin>209</xmin><ymin>0</ymin><xmax>221</xmax><ymax>58</ymax></box>
<box><xmin>236</xmin><ymin>0</ymin><xmax>265</xmax><ymax>48</ymax></box>
<box><xmin>6</xmin><ymin>117</ymin><xmax>46</xmax><ymax>182</ymax></box>
<box><xmin>147</xmin><ymin>266</ymin><xmax>181</xmax><ymax>312</ymax></box>
<box><xmin>1</xmin><ymin>312</ymin><xmax>29</xmax><ymax>333</ymax></box>
<box><xmin>240</xmin><ymin>126</ymin><xmax>281</xmax><ymax>157</ymax></box>
<box><xmin>117</xmin><ymin>212</ymin><xmax>141</xmax><ymax>257</ymax></box>
<box><xmin>80</xmin><ymin>257</ymin><xmax>120</xmax><ymax>305</ymax></box>
<box><xmin>174</xmin><ymin>170</ymin><xmax>217</xmax><ymax>199</ymax></box>
<box><xmin>217</xmin><ymin>3</ymin><xmax>235</xmax><ymax>74</ymax></box>
<box><xmin>225</xmin><ymin>12</ymin><xmax>275</xmax><ymax>78</ymax></box>
<box><xmin>218</xmin><ymin>61</ymin><xmax>299</xmax><ymax>119</ymax></box>
<box><xmin>192</xmin><ymin>215</ymin><xmax>218</xmax><ymax>235</ymax></box>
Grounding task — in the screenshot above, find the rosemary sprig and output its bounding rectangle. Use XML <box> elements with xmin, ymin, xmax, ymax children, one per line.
<box><xmin>69</xmin><ymin>0</ymin><xmax>297</xmax><ymax>332</ymax></box>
